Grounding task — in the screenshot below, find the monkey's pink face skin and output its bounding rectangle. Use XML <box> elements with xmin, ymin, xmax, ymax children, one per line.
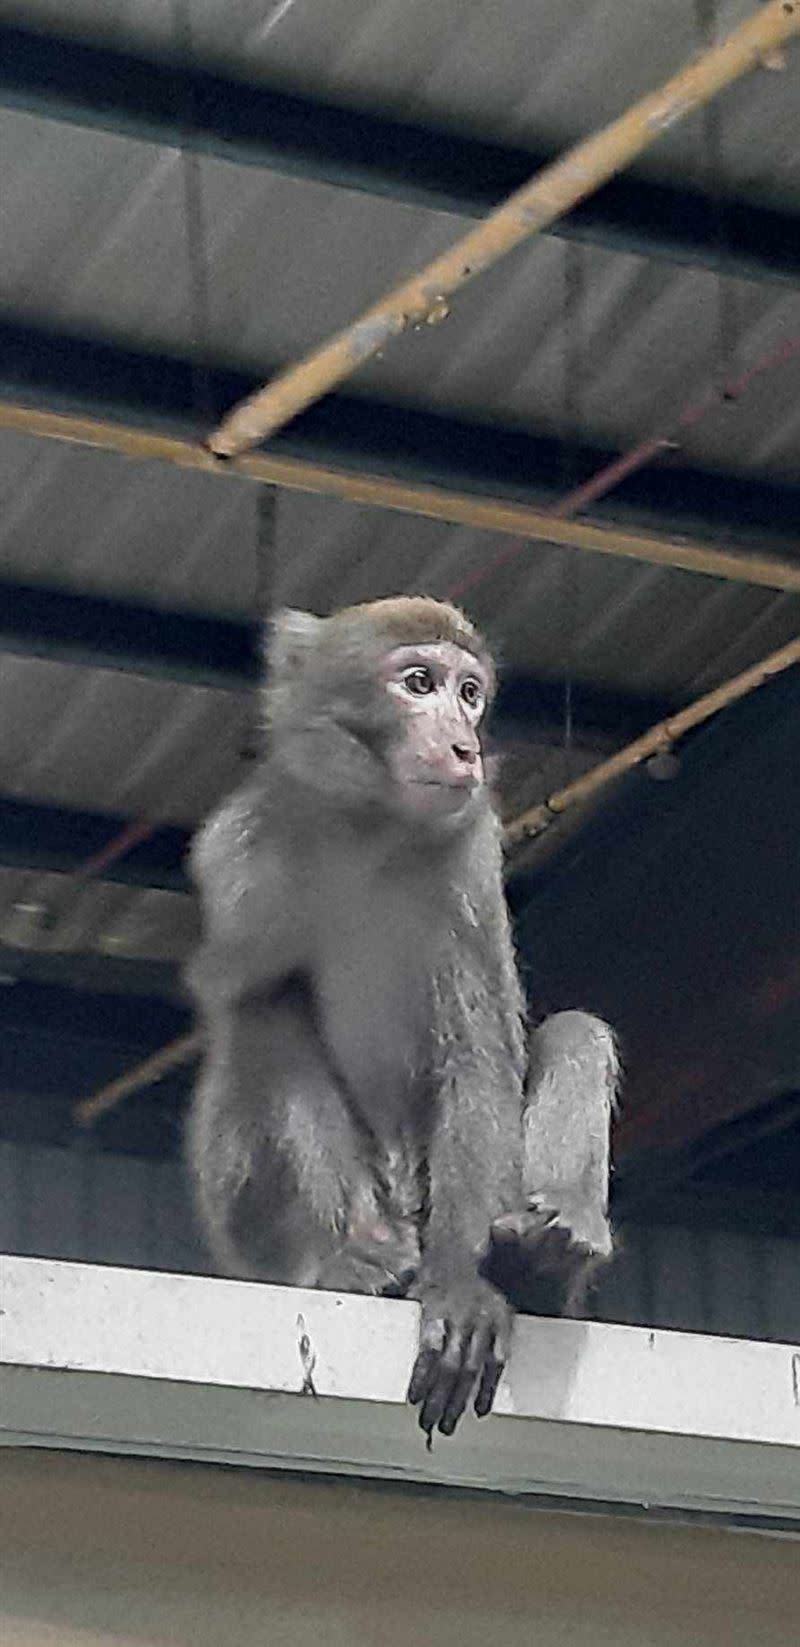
<box><xmin>382</xmin><ymin>641</ymin><xmax>489</xmax><ymax>818</ymax></box>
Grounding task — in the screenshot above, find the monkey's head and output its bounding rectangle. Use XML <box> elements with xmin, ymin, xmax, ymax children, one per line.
<box><xmin>265</xmin><ymin>596</ymin><xmax>496</xmax><ymax>828</ymax></box>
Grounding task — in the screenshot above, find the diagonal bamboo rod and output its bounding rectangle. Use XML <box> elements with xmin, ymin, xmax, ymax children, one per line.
<box><xmin>2</xmin><ymin>402</ymin><xmax>800</xmax><ymax>594</ymax></box>
<box><xmin>208</xmin><ymin>0</ymin><xmax>800</xmax><ymax>458</ymax></box>
<box><xmin>505</xmin><ymin>634</ymin><xmax>800</xmax><ymax>846</ymax></box>
<box><xmin>75</xmin><ymin>634</ymin><xmax>800</xmax><ymax>1123</ymax></box>
<box><xmin>75</xmin><ymin>1031</ymin><xmax>202</xmax><ymax>1127</ymax></box>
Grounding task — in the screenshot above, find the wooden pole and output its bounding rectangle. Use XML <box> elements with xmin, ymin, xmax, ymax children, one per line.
<box><xmin>2</xmin><ymin>402</ymin><xmax>799</xmax><ymax>594</ymax></box>
<box><xmin>208</xmin><ymin>0</ymin><xmax>800</xmax><ymax>458</ymax></box>
<box><xmin>505</xmin><ymin>634</ymin><xmax>800</xmax><ymax>846</ymax></box>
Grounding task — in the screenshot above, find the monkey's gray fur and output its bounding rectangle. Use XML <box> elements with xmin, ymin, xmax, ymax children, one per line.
<box><xmin>186</xmin><ymin>596</ymin><xmax>617</xmax><ymax>1437</ymax></box>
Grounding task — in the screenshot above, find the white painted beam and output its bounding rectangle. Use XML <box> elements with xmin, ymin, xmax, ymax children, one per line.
<box><xmin>1</xmin><ymin>1256</ymin><xmax>798</xmax><ymax>1523</ymax></box>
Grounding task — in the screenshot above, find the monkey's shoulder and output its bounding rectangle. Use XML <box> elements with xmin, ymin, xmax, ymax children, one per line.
<box><xmin>189</xmin><ymin>776</ymin><xmax>294</xmax><ymax>899</ymax></box>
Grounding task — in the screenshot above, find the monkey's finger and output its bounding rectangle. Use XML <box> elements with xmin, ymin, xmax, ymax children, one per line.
<box><xmin>441</xmin><ymin>1316</ymin><xmax>491</xmax><ymax>1428</ymax></box>
<box><xmin>417</xmin><ymin>1355</ymin><xmax>464</xmax><ymax>1436</ymax></box>
<box><xmin>439</xmin><ymin>1358</ymin><xmax>485</xmax><ymax>1436</ymax></box>
<box><xmin>435</xmin><ymin>1313</ymin><xmax>495</xmax><ymax>1436</ymax></box>
<box><xmin>474</xmin><ymin>1352</ymin><xmax>505</xmax><ymax>1418</ymax></box>
<box><xmin>407</xmin><ymin>1347</ymin><xmax>442</xmax><ymax>1409</ymax></box>
<box><xmin>416</xmin><ymin>1327</ymin><xmax>472</xmax><ymax>1436</ymax></box>
<box><xmin>408</xmin><ymin>1314</ymin><xmax>448</xmax><ymax>1408</ymax></box>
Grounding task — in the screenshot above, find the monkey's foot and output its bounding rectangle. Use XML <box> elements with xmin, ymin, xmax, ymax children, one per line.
<box><xmin>317</xmin><ymin>1251</ymin><xmax>417</xmax><ymax>1297</ymax></box>
<box><xmin>491</xmin><ymin>1200</ymin><xmax>612</xmax><ymax>1262</ymax></box>
<box><xmin>317</xmin><ymin>1221</ymin><xmax>419</xmax><ymax>1297</ymax></box>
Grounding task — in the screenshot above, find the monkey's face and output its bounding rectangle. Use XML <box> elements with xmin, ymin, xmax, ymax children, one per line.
<box><xmin>381</xmin><ymin>641</ymin><xmax>490</xmax><ymax>822</ymax></box>
<box><xmin>265</xmin><ymin>602</ymin><xmax>494</xmax><ymax>827</ymax></box>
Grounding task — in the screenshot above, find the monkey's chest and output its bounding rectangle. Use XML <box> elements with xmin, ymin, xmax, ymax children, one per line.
<box><xmin>312</xmin><ymin>892</ymin><xmax>433</xmax><ymax>1133</ymax></box>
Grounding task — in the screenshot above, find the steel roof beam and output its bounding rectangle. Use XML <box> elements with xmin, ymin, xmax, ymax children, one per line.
<box><xmin>0</xmin><ymin>581</ymin><xmax>261</xmax><ymax>692</ymax></box>
<box><xmin>0</xmin><ymin>796</ymin><xmax>190</xmax><ymax>891</ymax></box>
<box><xmin>0</xmin><ymin>23</ymin><xmax>797</xmax><ymax>288</ymax></box>
<box><xmin>0</xmin><ymin>973</ymin><xmax>188</xmax><ymax>1050</ymax></box>
<box><xmin>0</xmin><ymin>579</ymin><xmax>677</xmax><ymax>742</ymax></box>
<box><xmin>0</xmin><ymin>944</ymin><xmax>182</xmax><ymax>1002</ymax></box>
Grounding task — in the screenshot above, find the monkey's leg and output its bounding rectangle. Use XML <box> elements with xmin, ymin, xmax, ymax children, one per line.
<box><xmin>488</xmin><ymin>1011</ymin><xmax>618</xmax><ymax>1314</ymax></box>
<box><xmin>189</xmin><ymin>989</ymin><xmax>419</xmax><ymax>1294</ymax></box>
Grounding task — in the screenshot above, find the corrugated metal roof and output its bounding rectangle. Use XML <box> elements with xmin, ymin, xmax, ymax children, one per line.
<box><xmin>12</xmin><ymin>0</ymin><xmax>800</xmax><ymax>208</ymax></box>
<box><xmin>0</xmin><ymin>430</ymin><xmax>262</xmax><ymax>616</ymax></box>
<box><xmin>2</xmin><ymin>103</ymin><xmax>798</xmax><ymax>480</ymax></box>
<box><xmin>2</xmin><ymin>446</ymin><xmax>799</xmax><ymax>705</ymax></box>
<box><xmin>274</xmin><ymin>490</ymin><xmax>800</xmax><ymax>694</ymax></box>
<box><xmin>0</xmin><ymin>653</ymin><xmax>249</xmax><ymax>822</ymax></box>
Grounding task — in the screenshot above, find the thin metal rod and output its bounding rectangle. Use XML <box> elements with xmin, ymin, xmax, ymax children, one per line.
<box><xmin>2</xmin><ymin>403</ymin><xmax>799</xmax><ymax>594</ymax></box>
<box><xmin>505</xmin><ymin>634</ymin><xmax>800</xmax><ymax>847</ymax></box>
<box><xmin>208</xmin><ymin>0</ymin><xmax>800</xmax><ymax>458</ymax></box>
<box><xmin>554</xmin><ymin>335</ymin><xmax>800</xmax><ymax>519</ymax></box>
<box><xmin>38</xmin><ymin>815</ymin><xmax>157</xmax><ymax>932</ymax></box>
<box><xmin>75</xmin><ymin>1031</ymin><xmax>202</xmax><ymax>1127</ymax></box>
<box><xmin>448</xmin><ymin>334</ymin><xmax>800</xmax><ymax>601</ymax></box>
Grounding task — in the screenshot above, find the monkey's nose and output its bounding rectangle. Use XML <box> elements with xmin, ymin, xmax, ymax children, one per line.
<box><xmin>452</xmin><ymin>741</ymin><xmax>478</xmax><ymax>766</ymax></box>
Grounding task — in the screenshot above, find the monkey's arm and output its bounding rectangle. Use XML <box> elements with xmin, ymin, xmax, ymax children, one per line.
<box><xmin>490</xmin><ymin>1011</ymin><xmax>617</xmax><ymax>1315</ymax></box>
<box><xmin>187</xmin><ymin>782</ymin><xmax>305</xmax><ymax>1009</ymax></box>
<box><xmin>409</xmin><ymin>845</ymin><xmax>527</xmax><ymax>1437</ymax></box>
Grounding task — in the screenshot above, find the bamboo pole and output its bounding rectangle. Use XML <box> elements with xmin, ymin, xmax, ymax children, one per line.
<box><xmin>505</xmin><ymin>634</ymin><xmax>800</xmax><ymax>846</ymax></box>
<box><xmin>2</xmin><ymin>402</ymin><xmax>800</xmax><ymax>594</ymax></box>
<box><xmin>208</xmin><ymin>0</ymin><xmax>800</xmax><ymax>458</ymax></box>
<box><xmin>75</xmin><ymin>1031</ymin><xmax>202</xmax><ymax>1127</ymax></box>
<box><xmin>76</xmin><ymin>635</ymin><xmax>800</xmax><ymax>1123</ymax></box>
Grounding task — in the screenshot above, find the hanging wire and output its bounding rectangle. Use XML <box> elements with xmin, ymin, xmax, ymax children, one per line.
<box><xmin>240</xmin><ymin>483</ymin><xmax>279</xmax><ymax>764</ymax></box>
<box><xmin>254</xmin><ymin>485</ymin><xmax>278</xmax><ymax>620</ymax></box>
<box><xmin>172</xmin><ymin>0</ymin><xmax>280</xmax><ymax>767</ymax></box>
<box><xmin>694</xmin><ymin>0</ymin><xmax>738</xmax><ymax>391</ymax></box>
<box><xmin>557</xmin><ymin>241</ymin><xmax>587</xmax><ymax>779</ymax></box>
<box><xmin>171</xmin><ymin>0</ymin><xmax>216</xmax><ymax>427</ymax></box>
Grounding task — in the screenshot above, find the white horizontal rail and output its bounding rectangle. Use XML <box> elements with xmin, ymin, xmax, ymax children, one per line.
<box><xmin>2</xmin><ymin>1256</ymin><xmax>798</xmax><ymax>1522</ymax></box>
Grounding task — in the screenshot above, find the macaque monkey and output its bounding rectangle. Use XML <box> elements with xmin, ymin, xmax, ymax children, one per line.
<box><xmin>187</xmin><ymin>597</ymin><xmax>616</xmax><ymax>1437</ymax></box>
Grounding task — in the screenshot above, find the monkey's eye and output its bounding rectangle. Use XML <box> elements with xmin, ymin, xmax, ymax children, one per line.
<box><xmin>460</xmin><ymin>677</ymin><xmax>483</xmax><ymax>711</ymax></box>
<box><xmin>402</xmin><ymin>666</ymin><xmax>436</xmax><ymax>697</ymax></box>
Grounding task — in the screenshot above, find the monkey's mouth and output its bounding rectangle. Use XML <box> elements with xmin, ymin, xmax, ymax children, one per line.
<box><xmin>405</xmin><ymin>774</ymin><xmax>481</xmax><ymax>814</ymax></box>
<box><xmin>413</xmin><ymin>774</ymin><xmax>479</xmax><ymax>791</ymax></box>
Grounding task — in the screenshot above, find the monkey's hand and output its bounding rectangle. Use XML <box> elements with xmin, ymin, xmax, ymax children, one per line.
<box><xmin>407</xmin><ymin>1273</ymin><xmax>512</xmax><ymax>1438</ymax></box>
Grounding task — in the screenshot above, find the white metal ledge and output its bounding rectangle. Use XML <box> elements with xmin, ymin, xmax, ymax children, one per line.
<box><xmin>1</xmin><ymin>1255</ymin><xmax>798</xmax><ymax>1524</ymax></box>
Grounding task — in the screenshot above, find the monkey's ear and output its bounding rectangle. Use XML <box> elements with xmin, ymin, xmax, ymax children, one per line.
<box><xmin>266</xmin><ymin>608</ymin><xmax>325</xmax><ymax>678</ymax></box>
